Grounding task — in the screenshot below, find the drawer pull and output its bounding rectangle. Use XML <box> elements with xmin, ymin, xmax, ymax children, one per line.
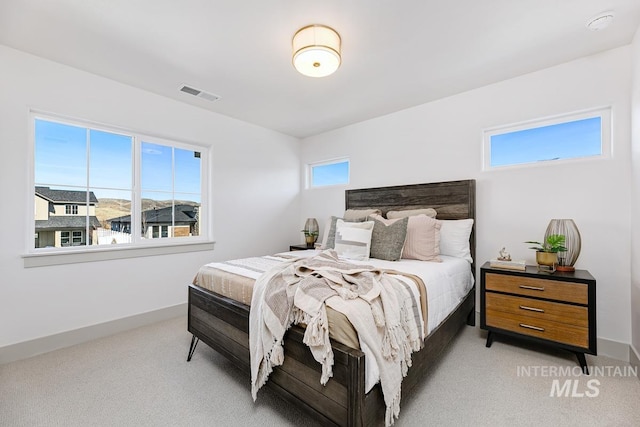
<box><xmin>519</xmin><ymin>285</ymin><xmax>545</xmax><ymax>291</ymax></box>
<box><xmin>519</xmin><ymin>305</ymin><xmax>545</xmax><ymax>313</ymax></box>
<box><xmin>519</xmin><ymin>323</ymin><xmax>545</xmax><ymax>332</ymax></box>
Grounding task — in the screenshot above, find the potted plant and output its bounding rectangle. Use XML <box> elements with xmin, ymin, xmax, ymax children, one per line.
<box><xmin>301</xmin><ymin>229</ymin><xmax>319</xmax><ymax>248</ymax></box>
<box><xmin>525</xmin><ymin>234</ymin><xmax>568</xmax><ymax>272</ymax></box>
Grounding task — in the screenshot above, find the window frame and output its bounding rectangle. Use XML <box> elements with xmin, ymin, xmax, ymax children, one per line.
<box><xmin>25</xmin><ymin>111</ymin><xmax>212</xmax><ymax>265</ymax></box>
<box><xmin>72</xmin><ymin>230</ymin><xmax>83</xmax><ymax>246</ymax></box>
<box><xmin>482</xmin><ymin>107</ymin><xmax>611</xmax><ymax>171</ymax></box>
<box><xmin>307</xmin><ymin>157</ymin><xmax>350</xmax><ymax>189</ymax></box>
<box><xmin>60</xmin><ymin>231</ymin><xmax>70</xmax><ymax>247</ymax></box>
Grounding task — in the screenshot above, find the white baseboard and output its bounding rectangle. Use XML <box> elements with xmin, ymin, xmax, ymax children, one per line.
<box><xmin>597</xmin><ymin>337</ymin><xmax>632</xmax><ymax>362</ymax></box>
<box><xmin>0</xmin><ymin>303</ymin><xmax>186</xmax><ymax>365</ymax></box>
<box><xmin>630</xmin><ymin>344</ymin><xmax>640</xmax><ymax>380</ymax></box>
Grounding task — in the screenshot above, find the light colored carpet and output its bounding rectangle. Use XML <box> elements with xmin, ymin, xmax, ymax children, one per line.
<box><xmin>1</xmin><ymin>316</ymin><xmax>639</xmax><ymax>426</ymax></box>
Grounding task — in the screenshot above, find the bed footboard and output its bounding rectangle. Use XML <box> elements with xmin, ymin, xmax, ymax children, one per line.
<box><xmin>188</xmin><ymin>284</ymin><xmax>369</xmax><ymax>426</ymax></box>
<box><xmin>188</xmin><ymin>283</ymin><xmax>475</xmax><ymax>426</ymax></box>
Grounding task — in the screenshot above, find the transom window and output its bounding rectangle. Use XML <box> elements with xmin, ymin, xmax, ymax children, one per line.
<box><xmin>308</xmin><ymin>158</ymin><xmax>350</xmax><ymax>188</ymax></box>
<box><xmin>31</xmin><ymin>113</ymin><xmax>208</xmax><ymax>252</ymax></box>
<box><xmin>483</xmin><ymin>107</ymin><xmax>611</xmax><ymax>170</ymax></box>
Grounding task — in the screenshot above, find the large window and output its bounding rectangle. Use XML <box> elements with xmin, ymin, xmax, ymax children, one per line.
<box><xmin>308</xmin><ymin>158</ymin><xmax>350</xmax><ymax>188</ymax></box>
<box><xmin>483</xmin><ymin>108</ymin><xmax>610</xmax><ymax>170</ymax></box>
<box><xmin>31</xmin><ymin>113</ymin><xmax>207</xmax><ymax>252</ymax></box>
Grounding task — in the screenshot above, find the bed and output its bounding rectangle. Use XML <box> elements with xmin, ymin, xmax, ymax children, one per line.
<box><xmin>187</xmin><ymin>179</ymin><xmax>476</xmax><ymax>426</ymax></box>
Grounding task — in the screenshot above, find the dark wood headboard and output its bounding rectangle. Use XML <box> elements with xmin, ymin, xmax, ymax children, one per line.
<box><xmin>345</xmin><ymin>179</ymin><xmax>476</xmax><ymax>273</ymax></box>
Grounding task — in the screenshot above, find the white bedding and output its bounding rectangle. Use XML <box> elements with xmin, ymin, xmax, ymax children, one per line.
<box><xmin>278</xmin><ymin>250</ymin><xmax>474</xmax><ymax>393</ymax></box>
<box><xmin>205</xmin><ymin>249</ymin><xmax>474</xmax><ymax>394</ymax></box>
<box><xmin>279</xmin><ymin>250</ymin><xmax>475</xmax><ymax>337</ymax></box>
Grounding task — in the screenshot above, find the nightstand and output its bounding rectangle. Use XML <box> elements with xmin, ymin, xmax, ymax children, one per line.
<box><xmin>289</xmin><ymin>244</ymin><xmax>314</xmax><ymax>251</ymax></box>
<box><xmin>480</xmin><ymin>262</ymin><xmax>596</xmax><ymax>373</ymax></box>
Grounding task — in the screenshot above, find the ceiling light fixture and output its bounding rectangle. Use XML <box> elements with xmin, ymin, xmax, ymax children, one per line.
<box><xmin>292</xmin><ymin>24</ymin><xmax>341</xmax><ymax>78</ymax></box>
<box><xmin>586</xmin><ymin>11</ymin><xmax>615</xmax><ymax>31</ymax></box>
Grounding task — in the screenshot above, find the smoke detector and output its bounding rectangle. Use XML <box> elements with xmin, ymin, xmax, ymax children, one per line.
<box><xmin>586</xmin><ymin>11</ymin><xmax>615</xmax><ymax>31</ymax></box>
<box><xmin>179</xmin><ymin>85</ymin><xmax>221</xmax><ymax>102</ymax></box>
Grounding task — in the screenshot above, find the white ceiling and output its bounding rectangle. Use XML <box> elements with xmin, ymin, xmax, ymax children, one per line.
<box><xmin>1</xmin><ymin>1</ymin><xmax>639</xmax><ymax>138</ymax></box>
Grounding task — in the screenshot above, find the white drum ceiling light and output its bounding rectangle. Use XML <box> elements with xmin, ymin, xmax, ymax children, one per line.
<box><xmin>292</xmin><ymin>25</ymin><xmax>341</xmax><ymax>78</ymax></box>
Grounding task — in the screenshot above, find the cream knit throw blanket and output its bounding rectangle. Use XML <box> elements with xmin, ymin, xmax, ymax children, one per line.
<box><xmin>250</xmin><ymin>250</ymin><xmax>423</xmax><ymax>426</ymax></box>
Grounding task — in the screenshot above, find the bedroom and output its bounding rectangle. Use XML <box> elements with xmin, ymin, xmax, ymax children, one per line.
<box><xmin>1</xmin><ymin>1</ymin><xmax>639</xmax><ymax>425</ymax></box>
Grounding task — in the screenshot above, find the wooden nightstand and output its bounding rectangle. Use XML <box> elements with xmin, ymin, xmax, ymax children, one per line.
<box><xmin>289</xmin><ymin>244</ymin><xmax>314</xmax><ymax>251</ymax></box>
<box><xmin>480</xmin><ymin>262</ymin><xmax>596</xmax><ymax>373</ymax></box>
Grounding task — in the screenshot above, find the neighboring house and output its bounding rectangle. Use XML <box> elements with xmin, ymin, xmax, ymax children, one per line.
<box><xmin>109</xmin><ymin>204</ymin><xmax>199</xmax><ymax>239</ymax></box>
<box><xmin>34</xmin><ymin>186</ymin><xmax>102</xmax><ymax>248</ymax></box>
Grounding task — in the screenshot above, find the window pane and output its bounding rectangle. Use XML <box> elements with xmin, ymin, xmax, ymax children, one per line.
<box><xmin>490</xmin><ymin>117</ymin><xmax>602</xmax><ymax>168</ymax></box>
<box><xmin>175</xmin><ymin>193</ymin><xmax>200</xmax><ymax>238</ymax></box>
<box><xmin>89</xmin><ymin>129</ymin><xmax>132</xmax><ymax>189</ymax></box>
<box><xmin>72</xmin><ymin>231</ymin><xmax>83</xmax><ymax>246</ymax></box>
<box><xmin>174</xmin><ymin>148</ymin><xmax>201</xmax><ymax>194</ymax></box>
<box><xmin>34</xmin><ymin>185</ymin><xmax>93</xmax><ymax>248</ymax></box>
<box><xmin>95</xmin><ymin>189</ymin><xmax>132</xmax><ymax>245</ymax></box>
<box><xmin>140</xmin><ymin>191</ymin><xmax>172</xmax><ymax>239</ymax></box>
<box><xmin>60</xmin><ymin>231</ymin><xmax>70</xmax><ymax>247</ymax></box>
<box><xmin>311</xmin><ymin>160</ymin><xmax>349</xmax><ymax>187</ymax></box>
<box><xmin>35</xmin><ymin>119</ymin><xmax>87</xmax><ymax>187</ymax></box>
<box><xmin>141</xmin><ymin>142</ymin><xmax>172</xmax><ymax>192</ymax></box>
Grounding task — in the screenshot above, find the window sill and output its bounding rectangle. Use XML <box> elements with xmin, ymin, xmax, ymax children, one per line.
<box><xmin>22</xmin><ymin>241</ymin><xmax>215</xmax><ymax>268</ymax></box>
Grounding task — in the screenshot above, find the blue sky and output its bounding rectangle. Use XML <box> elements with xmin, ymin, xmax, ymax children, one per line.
<box><xmin>490</xmin><ymin>117</ymin><xmax>601</xmax><ymax>167</ymax></box>
<box><xmin>312</xmin><ymin>160</ymin><xmax>349</xmax><ymax>187</ymax></box>
<box><xmin>35</xmin><ymin>119</ymin><xmax>201</xmax><ymax>202</ymax></box>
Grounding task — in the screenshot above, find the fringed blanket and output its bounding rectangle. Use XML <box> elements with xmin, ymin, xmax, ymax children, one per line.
<box><xmin>250</xmin><ymin>250</ymin><xmax>425</xmax><ymax>426</ymax></box>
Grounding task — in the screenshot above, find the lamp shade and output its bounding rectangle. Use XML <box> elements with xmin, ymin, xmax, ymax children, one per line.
<box><xmin>292</xmin><ymin>25</ymin><xmax>341</xmax><ymax>78</ymax></box>
<box><xmin>544</xmin><ymin>219</ymin><xmax>581</xmax><ymax>271</ymax></box>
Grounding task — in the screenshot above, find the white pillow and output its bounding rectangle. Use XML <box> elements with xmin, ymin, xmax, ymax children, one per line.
<box><xmin>319</xmin><ymin>216</ymin><xmax>366</xmax><ymax>249</ymax></box>
<box><xmin>319</xmin><ymin>216</ymin><xmax>333</xmax><ymax>249</ymax></box>
<box><xmin>438</xmin><ymin>219</ymin><xmax>474</xmax><ymax>263</ymax></box>
<box><xmin>334</xmin><ymin>219</ymin><xmax>374</xmax><ymax>261</ymax></box>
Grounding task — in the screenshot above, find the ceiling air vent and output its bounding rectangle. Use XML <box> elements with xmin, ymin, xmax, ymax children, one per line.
<box><xmin>179</xmin><ymin>85</ymin><xmax>221</xmax><ymax>102</ymax></box>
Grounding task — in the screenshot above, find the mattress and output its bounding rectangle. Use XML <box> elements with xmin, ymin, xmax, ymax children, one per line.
<box><xmin>193</xmin><ymin>250</ymin><xmax>473</xmax><ymax>344</ymax></box>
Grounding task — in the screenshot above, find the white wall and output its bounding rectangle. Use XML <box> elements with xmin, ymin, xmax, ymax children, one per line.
<box><xmin>301</xmin><ymin>47</ymin><xmax>632</xmax><ymax>344</ymax></box>
<box><xmin>0</xmin><ymin>45</ymin><xmax>300</xmax><ymax>349</ymax></box>
<box><xmin>631</xmin><ymin>28</ymin><xmax>640</xmax><ymax>358</ymax></box>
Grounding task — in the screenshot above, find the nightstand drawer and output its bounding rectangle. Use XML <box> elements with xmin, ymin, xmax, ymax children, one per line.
<box><xmin>485</xmin><ymin>273</ymin><xmax>587</xmax><ymax>304</ymax></box>
<box><xmin>486</xmin><ymin>293</ymin><xmax>588</xmax><ymax>328</ymax></box>
<box><xmin>486</xmin><ymin>309</ymin><xmax>589</xmax><ymax>349</ymax></box>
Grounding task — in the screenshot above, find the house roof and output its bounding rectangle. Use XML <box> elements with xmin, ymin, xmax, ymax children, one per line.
<box><xmin>36</xmin><ymin>186</ymin><xmax>99</xmax><ymax>204</ymax></box>
<box><xmin>35</xmin><ymin>216</ymin><xmax>102</xmax><ymax>231</ymax></box>
<box><xmin>109</xmin><ymin>205</ymin><xmax>198</xmax><ymax>225</ymax></box>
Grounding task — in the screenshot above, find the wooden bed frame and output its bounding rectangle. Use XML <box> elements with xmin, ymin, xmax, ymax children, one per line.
<box><xmin>187</xmin><ymin>179</ymin><xmax>476</xmax><ymax>426</ymax></box>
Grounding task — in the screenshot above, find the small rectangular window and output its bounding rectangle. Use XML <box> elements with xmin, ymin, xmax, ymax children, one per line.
<box><xmin>308</xmin><ymin>159</ymin><xmax>350</xmax><ymax>188</ymax></box>
<box><xmin>72</xmin><ymin>231</ymin><xmax>83</xmax><ymax>245</ymax></box>
<box><xmin>60</xmin><ymin>231</ymin><xmax>70</xmax><ymax>246</ymax></box>
<box><xmin>483</xmin><ymin>108</ymin><xmax>610</xmax><ymax>170</ymax></box>
<box><xmin>65</xmin><ymin>204</ymin><xmax>78</xmax><ymax>215</ymax></box>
